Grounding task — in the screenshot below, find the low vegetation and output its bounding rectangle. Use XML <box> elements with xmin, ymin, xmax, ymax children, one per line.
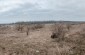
<box><xmin>0</xmin><ymin>22</ymin><xmax>85</xmax><ymax>55</ymax></box>
<box><xmin>51</xmin><ymin>24</ymin><xmax>85</xmax><ymax>55</ymax></box>
<box><xmin>51</xmin><ymin>24</ymin><xmax>67</xmax><ymax>42</ymax></box>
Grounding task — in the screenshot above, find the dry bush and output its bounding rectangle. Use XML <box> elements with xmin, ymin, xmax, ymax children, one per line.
<box><xmin>15</xmin><ymin>24</ymin><xmax>24</xmax><ymax>32</ymax></box>
<box><xmin>51</xmin><ymin>24</ymin><xmax>67</xmax><ymax>42</ymax></box>
<box><xmin>31</xmin><ymin>24</ymin><xmax>44</xmax><ymax>30</ymax></box>
<box><xmin>15</xmin><ymin>24</ymin><xmax>31</xmax><ymax>36</ymax></box>
<box><xmin>66</xmin><ymin>24</ymin><xmax>72</xmax><ymax>31</ymax></box>
<box><xmin>51</xmin><ymin>24</ymin><xmax>85</xmax><ymax>55</ymax></box>
<box><xmin>73</xmin><ymin>31</ymin><xmax>85</xmax><ymax>55</ymax></box>
<box><xmin>0</xmin><ymin>26</ymin><xmax>9</xmax><ymax>30</ymax></box>
<box><xmin>63</xmin><ymin>30</ymin><xmax>85</xmax><ymax>55</ymax></box>
<box><xmin>0</xmin><ymin>26</ymin><xmax>11</xmax><ymax>34</ymax></box>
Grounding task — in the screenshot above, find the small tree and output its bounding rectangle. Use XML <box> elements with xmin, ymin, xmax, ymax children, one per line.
<box><xmin>16</xmin><ymin>24</ymin><xmax>24</xmax><ymax>32</ymax></box>
<box><xmin>26</xmin><ymin>26</ymin><xmax>30</xmax><ymax>35</ymax></box>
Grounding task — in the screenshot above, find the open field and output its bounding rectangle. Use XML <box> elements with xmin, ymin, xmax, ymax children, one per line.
<box><xmin>0</xmin><ymin>22</ymin><xmax>85</xmax><ymax>55</ymax></box>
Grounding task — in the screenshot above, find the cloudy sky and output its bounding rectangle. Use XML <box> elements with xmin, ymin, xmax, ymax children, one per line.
<box><xmin>0</xmin><ymin>0</ymin><xmax>85</xmax><ymax>23</ymax></box>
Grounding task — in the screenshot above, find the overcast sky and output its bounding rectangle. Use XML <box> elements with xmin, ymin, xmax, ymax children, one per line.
<box><xmin>0</xmin><ymin>0</ymin><xmax>85</xmax><ymax>23</ymax></box>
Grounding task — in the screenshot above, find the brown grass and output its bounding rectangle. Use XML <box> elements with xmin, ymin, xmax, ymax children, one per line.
<box><xmin>0</xmin><ymin>23</ymin><xmax>85</xmax><ymax>55</ymax></box>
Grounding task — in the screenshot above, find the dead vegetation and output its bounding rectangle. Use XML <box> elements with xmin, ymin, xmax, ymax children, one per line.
<box><xmin>69</xmin><ymin>30</ymin><xmax>85</xmax><ymax>55</ymax></box>
<box><xmin>51</xmin><ymin>24</ymin><xmax>67</xmax><ymax>42</ymax></box>
<box><xmin>31</xmin><ymin>24</ymin><xmax>44</xmax><ymax>30</ymax></box>
<box><xmin>15</xmin><ymin>24</ymin><xmax>44</xmax><ymax>35</ymax></box>
<box><xmin>15</xmin><ymin>24</ymin><xmax>24</xmax><ymax>32</ymax></box>
<box><xmin>0</xmin><ymin>23</ymin><xmax>85</xmax><ymax>55</ymax></box>
<box><xmin>51</xmin><ymin>24</ymin><xmax>85</xmax><ymax>55</ymax></box>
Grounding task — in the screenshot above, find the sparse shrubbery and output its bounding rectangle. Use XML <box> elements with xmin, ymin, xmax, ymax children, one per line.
<box><xmin>66</xmin><ymin>24</ymin><xmax>71</xmax><ymax>31</ymax></box>
<box><xmin>64</xmin><ymin>30</ymin><xmax>85</xmax><ymax>55</ymax></box>
<box><xmin>15</xmin><ymin>24</ymin><xmax>44</xmax><ymax>35</ymax></box>
<box><xmin>1</xmin><ymin>23</ymin><xmax>85</xmax><ymax>55</ymax></box>
<box><xmin>51</xmin><ymin>24</ymin><xmax>66</xmax><ymax>42</ymax></box>
<box><xmin>51</xmin><ymin>24</ymin><xmax>85</xmax><ymax>55</ymax></box>
<box><xmin>70</xmin><ymin>31</ymin><xmax>85</xmax><ymax>55</ymax></box>
<box><xmin>15</xmin><ymin>24</ymin><xmax>24</xmax><ymax>32</ymax></box>
<box><xmin>32</xmin><ymin>24</ymin><xmax>44</xmax><ymax>30</ymax></box>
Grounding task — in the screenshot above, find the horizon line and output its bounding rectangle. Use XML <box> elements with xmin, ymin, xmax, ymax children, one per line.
<box><xmin>0</xmin><ymin>20</ymin><xmax>85</xmax><ymax>24</ymax></box>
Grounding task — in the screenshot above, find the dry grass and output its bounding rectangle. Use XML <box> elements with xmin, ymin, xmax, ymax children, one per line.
<box><xmin>0</xmin><ymin>23</ymin><xmax>85</xmax><ymax>55</ymax></box>
<box><xmin>51</xmin><ymin>24</ymin><xmax>67</xmax><ymax>42</ymax></box>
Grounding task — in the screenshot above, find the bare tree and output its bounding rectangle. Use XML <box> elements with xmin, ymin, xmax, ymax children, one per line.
<box><xmin>26</xmin><ymin>26</ymin><xmax>30</xmax><ymax>35</ymax></box>
<box><xmin>16</xmin><ymin>24</ymin><xmax>24</xmax><ymax>32</ymax></box>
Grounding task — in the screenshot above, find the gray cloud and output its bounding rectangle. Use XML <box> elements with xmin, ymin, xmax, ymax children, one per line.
<box><xmin>0</xmin><ymin>0</ymin><xmax>85</xmax><ymax>23</ymax></box>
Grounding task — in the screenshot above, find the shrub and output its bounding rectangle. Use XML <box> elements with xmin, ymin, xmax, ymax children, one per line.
<box><xmin>66</xmin><ymin>24</ymin><xmax>71</xmax><ymax>31</ymax></box>
<box><xmin>15</xmin><ymin>24</ymin><xmax>24</xmax><ymax>32</ymax></box>
<box><xmin>32</xmin><ymin>24</ymin><xmax>44</xmax><ymax>30</ymax></box>
<box><xmin>51</xmin><ymin>24</ymin><xmax>66</xmax><ymax>42</ymax></box>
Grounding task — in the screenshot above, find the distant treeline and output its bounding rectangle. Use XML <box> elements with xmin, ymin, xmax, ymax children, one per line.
<box><xmin>13</xmin><ymin>21</ymin><xmax>85</xmax><ymax>25</ymax></box>
<box><xmin>0</xmin><ymin>21</ymin><xmax>85</xmax><ymax>25</ymax></box>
